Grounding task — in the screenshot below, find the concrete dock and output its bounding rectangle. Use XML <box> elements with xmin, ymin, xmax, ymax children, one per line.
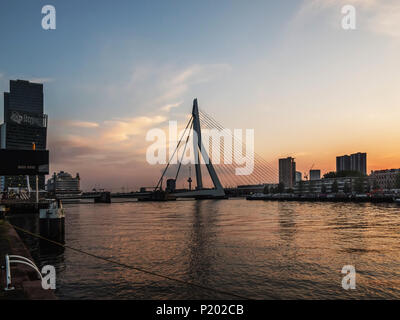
<box><xmin>0</xmin><ymin>220</ymin><xmax>56</xmax><ymax>300</ymax></box>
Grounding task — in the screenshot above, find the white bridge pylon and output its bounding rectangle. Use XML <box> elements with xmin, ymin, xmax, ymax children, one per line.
<box><xmin>173</xmin><ymin>99</ymin><xmax>225</xmax><ymax>198</ymax></box>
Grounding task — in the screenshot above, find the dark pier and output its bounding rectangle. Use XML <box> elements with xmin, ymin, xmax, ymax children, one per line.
<box><xmin>55</xmin><ymin>191</ymin><xmax>112</xmax><ymax>203</ymax></box>
<box><xmin>247</xmin><ymin>193</ymin><xmax>399</xmax><ymax>203</ymax></box>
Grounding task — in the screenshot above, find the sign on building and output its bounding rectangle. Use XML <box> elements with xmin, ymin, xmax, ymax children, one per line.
<box><xmin>7</xmin><ymin>110</ymin><xmax>47</xmax><ymax>128</ymax></box>
<box><xmin>0</xmin><ymin>150</ymin><xmax>49</xmax><ymax>175</ymax></box>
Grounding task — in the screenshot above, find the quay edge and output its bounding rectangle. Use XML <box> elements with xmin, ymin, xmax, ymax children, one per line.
<box><xmin>0</xmin><ymin>220</ymin><xmax>57</xmax><ymax>300</ymax></box>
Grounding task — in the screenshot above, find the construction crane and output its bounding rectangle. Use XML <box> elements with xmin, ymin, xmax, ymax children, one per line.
<box><xmin>304</xmin><ymin>163</ymin><xmax>315</xmax><ymax>181</ymax></box>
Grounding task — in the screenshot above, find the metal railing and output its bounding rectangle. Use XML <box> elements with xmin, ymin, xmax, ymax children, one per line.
<box><xmin>3</xmin><ymin>254</ymin><xmax>42</xmax><ymax>291</ymax></box>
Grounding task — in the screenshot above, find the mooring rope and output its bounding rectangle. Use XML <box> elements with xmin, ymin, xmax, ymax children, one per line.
<box><xmin>9</xmin><ymin>223</ymin><xmax>252</xmax><ymax>300</ymax></box>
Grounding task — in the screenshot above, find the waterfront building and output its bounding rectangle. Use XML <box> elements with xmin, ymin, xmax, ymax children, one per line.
<box><xmin>350</xmin><ymin>152</ymin><xmax>367</xmax><ymax>175</ymax></box>
<box><xmin>279</xmin><ymin>157</ymin><xmax>296</xmax><ymax>189</ymax></box>
<box><xmin>336</xmin><ymin>152</ymin><xmax>367</xmax><ymax>175</ymax></box>
<box><xmin>166</xmin><ymin>179</ymin><xmax>176</xmax><ymax>192</ymax></box>
<box><xmin>236</xmin><ymin>184</ymin><xmax>277</xmax><ymax>196</ymax></box>
<box><xmin>294</xmin><ymin>176</ymin><xmax>369</xmax><ymax>194</ymax></box>
<box><xmin>309</xmin><ymin>169</ymin><xmax>321</xmax><ymax>181</ymax></box>
<box><xmin>46</xmin><ymin>171</ymin><xmax>81</xmax><ymax>196</ymax></box>
<box><xmin>336</xmin><ymin>155</ymin><xmax>351</xmax><ymax>172</ymax></box>
<box><xmin>295</xmin><ymin>171</ymin><xmax>302</xmax><ymax>182</ymax></box>
<box><xmin>370</xmin><ymin>169</ymin><xmax>400</xmax><ymax>190</ymax></box>
<box><xmin>0</xmin><ymin>80</ymin><xmax>48</xmax><ymax>191</ymax></box>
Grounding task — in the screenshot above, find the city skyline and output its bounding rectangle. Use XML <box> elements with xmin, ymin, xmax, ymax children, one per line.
<box><xmin>0</xmin><ymin>78</ymin><xmax>385</xmax><ymax>192</ymax></box>
<box><xmin>1</xmin><ymin>0</ymin><xmax>400</xmax><ymax>190</ymax></box>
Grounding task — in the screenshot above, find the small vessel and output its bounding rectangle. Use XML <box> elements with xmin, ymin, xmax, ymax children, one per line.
<box><xmin>354</xmin><ymin>194</ymin><xmax>369</xmax><ymax>202</ymax></box>
<box><xmin>40</xmin><ymin>199</ymin><xmax>65</xmax><ymax>220</ymax></box>
<box><xmin>138</xmin><ymin>190</ymin><xmax>176</xmax><ymax>202</ymax></box>
<box><xmin>395</xmin><ymin>198</ymin><xmax>400</xmax><ymax>205</ymax></box>
<box><xmin>246</xmin><ymin>193</ymin><xmax>268</xmax><ymax>200</ymax></box>
<box><xmin>39</xmin><ymin>199</ymin><xmax>65</xmax><ymax>242</ymax></box>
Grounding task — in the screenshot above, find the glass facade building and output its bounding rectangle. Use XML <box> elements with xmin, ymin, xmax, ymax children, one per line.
<box><xmin>279</xmin><ymin>157</ymin><xmax>296</xmax><ymax>189</ymax></box>
<box><xmin>336</xmin><ymin>152</ymin><xmax>367</xmax><ymax>175</ymax></box>
<box><xmin>1</xmin><ymin>80</ymin><xmax>48</xmax><ymax>191</ymax></box>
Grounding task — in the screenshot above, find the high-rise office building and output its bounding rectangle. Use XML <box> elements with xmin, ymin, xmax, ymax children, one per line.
<box><xmin>279</xmin><ymin>157</ymin><xmax>296</xmax><ymax>189</ymax></box>
<box><xmin>350</xmin><ymin>152</ymin><xmax>367</xmax><ymax>175</ymax></box>
<box><xmin>295</xmin><ymin>171</ymin><xmax>302</xmax><ymax>182</ymax></box>
<box><xmin>336</xmin><ymin>155</ymin><xmax>351</xmax><ymax>172</ymax></box>
<box><xmin>1</xmin><ymin>80</ymin><xmax>48</xmax><ymax>190</ymax></box>
<box><xmin>336</xmin><ymin>152</ymin><xmax>367</xmax><ymax>175</ymax></box>
<box><xmin>309</xmin><ymin>169</ymin><xmax>321</xmax><ymax>181</ymax></box>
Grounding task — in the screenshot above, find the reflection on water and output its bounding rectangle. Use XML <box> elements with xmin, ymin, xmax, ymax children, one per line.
<box><xmin>9</xmin><ymin>200</ymin><xmax>400</xmax><ymax>299</ymax></box>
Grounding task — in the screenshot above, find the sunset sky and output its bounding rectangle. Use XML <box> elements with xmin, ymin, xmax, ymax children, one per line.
<box><xmin>1</xmin><ymin>0</ymin><xmax>400</xmax><ymax>191</ymax></box>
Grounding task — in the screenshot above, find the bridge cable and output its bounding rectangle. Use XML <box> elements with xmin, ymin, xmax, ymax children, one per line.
<box><xmin>202</xmin><ymin>115</ymin><xmax>277</xmax><ymax>181</ymax></box>
<box><xmin>199</xmin><ymin>117</ymin><xmax>262</xmax><ymax>186</ymax></box>
<box><xmin>155</xmin><ymin>116</ymin><xmax>193</xmax><ymax>191</ymax></box>
<box><xmin>199</xmin><ymin>114</ymin><xmax>275</xmax><ymax>184</ymax></box>
<box><xmin>197</xmin><ymin>118</ymin><xmax>251</xmax><ymax>187</ymax></box>
<box><xmin>175</xmin><ymin>121</ymin><xmax>194</xmax><ymax>181</ymax></box>
<box><xmin>199</xmin><ymin>110</ymin><xmax>278</xmax><ymax>182</ymax></box>
<box><xmin>199</xmin><ymin>109</ymin><xmax>278</xmax><ymax>176</ymax></box>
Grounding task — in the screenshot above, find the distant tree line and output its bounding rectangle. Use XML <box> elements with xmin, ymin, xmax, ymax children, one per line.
<box><xmin>264</xmin><ymin>182</ymin><xmax>286</xmax><ymax>194</ymax></box>
<box><xmin>323</xmin><ymin>170</ymin><xmax>366</xmax><ymax>179</ymax></box>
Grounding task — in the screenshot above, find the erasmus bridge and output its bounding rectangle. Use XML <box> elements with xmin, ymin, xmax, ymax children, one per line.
<box><xmin>53</xmin><ymin>99</ymin><xmax>278</xmax><ymax>202</ymax></box>
<box><xmin>150</xmin><ymin>99</ymin><xmax>278</xmax><ymax>200</ymax></box>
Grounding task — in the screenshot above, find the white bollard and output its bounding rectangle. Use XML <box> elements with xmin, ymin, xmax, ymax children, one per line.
<box><xmin>4</xmin><ymin>254</ymin><xmax>14</xmax><ymax>291</ymax></box>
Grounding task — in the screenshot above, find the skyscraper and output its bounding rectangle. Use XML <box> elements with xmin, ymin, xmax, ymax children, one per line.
<box><xmin>336</xmin><ymin>152</ymin><xmax>367</xmax><ymax>175</ymax></box>
<box><xmin>279</xmin><ymin>157</ymin><xmax>296</xmax><ymax>189</ymax></box>
<box><xmin>295</xmin><ymin>171</ymin><xmax>302</xmax><ymax>182</ymax></box>
<box><xmin>1</xmin><ymin>80</ymin><xmax>48</xmax><ymax>190</ymax></box>
<box><xmin>336</xmin><ymin>155</ymin><xmax>351</xmax><ymax>172</ymax></box>
<box><xmin>309</xmin><ymin>169</ymin><xmax>321</xmax><ymax>181</ymax></box>
<box><xmin>350</xmin><ymin>152</ymin><xmax>367</xmax><ymax>175</ymax></box>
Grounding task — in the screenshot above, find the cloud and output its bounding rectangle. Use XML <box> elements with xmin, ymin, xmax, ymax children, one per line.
<box><xmin>48</xmin><ymin>111</ymin><xmax>195</xmax><ymax>190</ymax></box>
<box><xmin>79</xmin><ymin>63</ymin><xmax>231</xmax><ymax>116</ymax></box>
<box><xmin>28</xmin><ymin>77</ymin><xmax>54</xmax><ymax>84</ymax></box>
<box><xmin>102</xmin><ymin>115</ymin><xmax>167</xmax><ymax>143</ymax></box>
<box><xmin>368</xmin><ymin>3</ymin><xmax>400</xmax><ymax>38</ymax></box>
<box><xmin>49</xmin><ymin>63</ymin><xmax>231</xmax><ymax>190</ymax></box>
<box><xmin>160</xmin><ymin>101</ymin><xmax>182</xmax><ymax>112</ymax></box>
<box><xmin>296</xmin><ymin>0</ymin><xmax>400</xmax><ymax>38</ymax></box>
<box><xmin>63</xmin><ymin>120</ymin><xmax>100</xmax><ymax>128</ymax></box>
<box><xmin>143</xmin><ymin>63</ymin><xmax>231</xmax><ymax>108</ymax></box>
<box><xmin>170</xmin><ymin>64</ymin><xmax>231</xmax><ymax>85</ymax></box>
<box><xmin>50</xmin><ymin>114</ymin><xmax>168</xmax><ymax>155</ymax></box>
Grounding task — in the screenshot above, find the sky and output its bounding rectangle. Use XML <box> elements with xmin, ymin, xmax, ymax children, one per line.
<box><xmin>1</xmin><ymin>0</ymin><xmax>400</xmax><ymax>191</ymax></box>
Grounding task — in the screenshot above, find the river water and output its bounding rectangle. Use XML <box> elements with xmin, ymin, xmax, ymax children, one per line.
<box><xmin>10</xmin><ymin>199</ymin><xmax>400</xmax><ymax>299</ymax></box>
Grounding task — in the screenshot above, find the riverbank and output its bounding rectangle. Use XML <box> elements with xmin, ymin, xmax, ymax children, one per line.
<box><xmin>247</xmin><ymin>193</ymin><xmax>400</xmax><ymax>203</ymax></box>
<box><xmin>0</xmin><ymin>219</ymin><xmax>56</xmax><ymax>300</ymax></box>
